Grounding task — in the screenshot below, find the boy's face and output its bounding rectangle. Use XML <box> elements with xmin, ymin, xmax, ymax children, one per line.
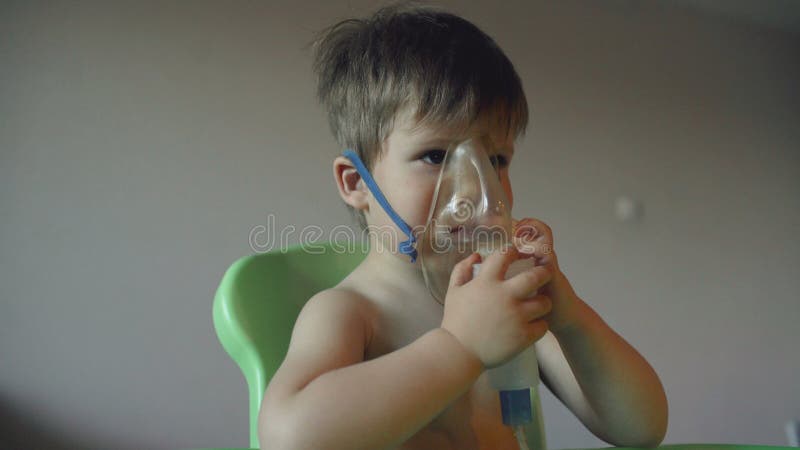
<box><xmin>366</xmin><ymin>108</ymin><xmax>516</xmax><ymax>261</ymax></box>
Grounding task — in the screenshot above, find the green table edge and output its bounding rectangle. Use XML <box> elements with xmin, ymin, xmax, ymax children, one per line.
<box><xmin>193</xmin><ymin>445</ymin><xmax>796</xmax><ymax>450</ymax></box>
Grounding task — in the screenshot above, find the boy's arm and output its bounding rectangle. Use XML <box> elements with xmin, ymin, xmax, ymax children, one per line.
<box><xmin>536</xmin><ymin>294</ymin><xmax>669</xmax><ymax>448</ymax></box>
<box><xmin>258</xmin><ymin>288</ymin><xmax>483</xmax><ymax>450</ymax></box>
<box><xmin>512</xmin><ymin>217</ymin><xmax>667</xmax><ymax>446</ymax></box>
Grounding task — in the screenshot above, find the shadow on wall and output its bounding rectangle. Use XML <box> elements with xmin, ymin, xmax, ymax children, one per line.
<box><xmin>0</xmin><ymin>394</ymin><xmax>85</xmax><ymax>450</ymax></box>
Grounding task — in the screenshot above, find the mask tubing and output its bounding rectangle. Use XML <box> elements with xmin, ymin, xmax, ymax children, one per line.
<box><xmin>514</xmin><ymin>424</ymin><xmax>530</xmax><ymax>450</ymax></box>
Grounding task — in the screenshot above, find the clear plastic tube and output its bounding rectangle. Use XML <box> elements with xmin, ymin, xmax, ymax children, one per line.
<box><xmin>514</xmin><ymin>424</ymin><xmax>530</xmax><ymax>450</ymax></box>
<box><xmin>475</xmin><ymin>257</ymin><xmax>546</xmax><ymax>450</ymax></box>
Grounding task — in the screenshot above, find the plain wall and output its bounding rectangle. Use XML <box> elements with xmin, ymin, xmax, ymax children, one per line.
<box><xmin>1</xmin><ymin>1</ymin><xmax>798</xmax><ymax>449</ymax></box>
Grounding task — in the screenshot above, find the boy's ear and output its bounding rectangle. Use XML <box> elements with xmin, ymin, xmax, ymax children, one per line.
<box><xmin>333</xmin><ymin>156</ymin><xmax>370</xmax><ymax>211</ymax></box>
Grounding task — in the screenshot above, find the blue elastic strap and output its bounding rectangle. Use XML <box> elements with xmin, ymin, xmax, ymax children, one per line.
<box><xmin>342</xmin><ymin>149</ymin><xmax>417</xmax><ymax>262</ymax></box>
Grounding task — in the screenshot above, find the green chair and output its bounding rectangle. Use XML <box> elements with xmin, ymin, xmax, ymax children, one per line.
<box><xmin>213</xmin><ymin>242</ymin><xmax>367</xmax><ymax>449</ymax></box>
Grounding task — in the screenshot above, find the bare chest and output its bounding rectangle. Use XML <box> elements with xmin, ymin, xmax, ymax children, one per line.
<box><xmin>364</xmin><ymin>309</ymin><xmax>520</xmax><ymax>450</ymax></box>
<box><xmin>400</xmin><ymin>374</ymin><xmax>522</xmax><ymax>450</ymax></box>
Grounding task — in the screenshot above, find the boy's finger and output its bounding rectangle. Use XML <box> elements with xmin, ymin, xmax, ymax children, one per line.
<box><xmin>449</xmin><ymin>253</ymin><xmax>481</xmax><ymax>288</ymax></box>
<box><xmin>514</xmin><ymin>219</ymin><xmax>540</xmax><ymax>240</ymax></box>
<box><xmin>515</xmin><ymin>218</ymin><xmax>552</xmax><ymax>242</ymax></box>
<box><xmin>513</xmin><ymin>237</ymin><xmax>549</xmax><ymax>258</ymax></box>
<box><xmin>505</xmin><ymin>264</ymin><xmax>553</xmax><ymax>298</ymax></box>
<box><xmin>519</xmin><ymin>295</ymin><xmax>552</xmax><ymax>322</ymax></box>
<box><xmin>524</xmin><ymin>319</ymin><xmax>550</xmax><ymax>344</ymax></box>
<box><xmin>480</xmin><ymin>244</ymin><xmax>520</xmax><ymax>279</ymax></box>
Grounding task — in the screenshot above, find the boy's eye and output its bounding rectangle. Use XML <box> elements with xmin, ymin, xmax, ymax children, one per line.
<box><xmin>421</xmin><ymin>149</ymin><xmax>447</xmax><ymax>165</ymax></box>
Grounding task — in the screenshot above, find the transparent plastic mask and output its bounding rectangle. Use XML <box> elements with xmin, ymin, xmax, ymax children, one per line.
<box><xmin>419</xmin><ymin>137</ymin><xmax>514</xmax><ymax>304</ymax></box>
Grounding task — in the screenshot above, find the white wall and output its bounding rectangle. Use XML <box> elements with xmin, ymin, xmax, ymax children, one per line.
<box><xmin>1</xmin><ymin>1</ymin><xmax>798</xmax><ymax>449</ymax></box>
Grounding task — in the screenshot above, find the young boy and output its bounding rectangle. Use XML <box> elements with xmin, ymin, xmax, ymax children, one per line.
<box><xmin>259</xmin><ymin>4</ymin><xmax>668</xmax><ymax>450</ymax></box>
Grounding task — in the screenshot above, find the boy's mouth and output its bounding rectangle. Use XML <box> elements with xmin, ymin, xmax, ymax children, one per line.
<box><xmin>448</xmin><ymin>225</ymin><xmax>464</xmax><ymax>234</ymax></box>
<box><xmin>447</xmin><ymin>225</ymin><xmax>472</xmax><ymax>241</ymax></box>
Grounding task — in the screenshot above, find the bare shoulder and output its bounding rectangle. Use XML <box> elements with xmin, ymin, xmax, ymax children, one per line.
<box><xmin>265</xmin><ymin>287</ymin><xmax>377</xmax><ymax>394</ymax></box>
<box><xmin>301</xmin><ymin>285</ymin><xmax>376</xmax><ymax>320</ymax></box>
<box><xmin>292</xmin><ymin>286</ymin><xmax>377</xmax><ymax>351</ymax></box>
<box><xmin>259</xmin><ymin>287</ymin><xmax>380</xmax><ymax>441</ymax></box>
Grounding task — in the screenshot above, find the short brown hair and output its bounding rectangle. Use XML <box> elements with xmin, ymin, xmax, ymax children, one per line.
<box><xmin>313</xmin><ymin>3</ymin><xmax>528</xmax><ymax>228</ymax></box>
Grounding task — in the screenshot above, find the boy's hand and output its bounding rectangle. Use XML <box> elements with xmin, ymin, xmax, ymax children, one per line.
<box><xmin>512</xmin><ymin>218</ymin><xmax>579</xmax><ymax>333</ymax></box>
<box><xmin>441</xmin><ymin>245</ymin><xmax>553</xmax><ymax>368</ymax></box>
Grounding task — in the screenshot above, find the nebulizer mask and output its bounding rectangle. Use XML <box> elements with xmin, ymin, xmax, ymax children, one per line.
<box><xmin>418</xmin><ymin>138</ymin><xmax>546</xmax><ymax>450</ymax></box>
<box><xmin>418</xmin><ymin>137</ymin><xmax>515</xmax><ymax>303</ymax></box>
<box><xmin>342</xmin><ymin>138</ymin><xmax>546</xmax><ymax>450</ymax></box>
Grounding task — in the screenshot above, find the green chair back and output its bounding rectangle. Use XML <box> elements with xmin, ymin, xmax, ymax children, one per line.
<box><xmin>213</xmin><ymin>242</ymin><xmax>367</xmax><ymax>448</ymax></box>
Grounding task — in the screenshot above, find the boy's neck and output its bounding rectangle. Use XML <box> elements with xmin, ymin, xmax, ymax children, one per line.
<box><xmin>360</xmin><ymin>237</ymin><xmax>434</xmax><ymax>301</ymax></box>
